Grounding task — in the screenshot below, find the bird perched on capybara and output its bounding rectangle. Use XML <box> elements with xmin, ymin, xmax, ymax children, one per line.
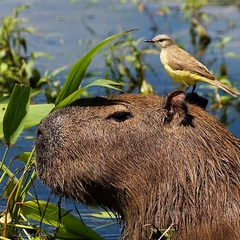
<box><xmin>36</xmin><ymin>90</ymin><xmax>240</xmax><ymax>240</ymax></box>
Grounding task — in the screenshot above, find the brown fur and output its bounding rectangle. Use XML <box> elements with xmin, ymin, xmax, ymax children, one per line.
<box><xmin>36</xmin><ymin>91</ymin><xmax>240</xmax><ymax>240</ymax></box>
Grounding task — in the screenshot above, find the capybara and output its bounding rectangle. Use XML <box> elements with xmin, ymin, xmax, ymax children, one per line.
<box><xmin>35</xmin><ymin>90</ymin><xmax>240</xmax><ymax>240</ymax></box>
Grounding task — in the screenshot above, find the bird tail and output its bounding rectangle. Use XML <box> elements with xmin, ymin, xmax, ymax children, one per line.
<box><xmin>213</xmin><ymin>80</ymin><xmax>239</xmax><ymax>97</ymax></box>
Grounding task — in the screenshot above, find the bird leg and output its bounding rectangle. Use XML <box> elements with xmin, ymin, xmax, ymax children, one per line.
<box><xmin>184</xmin><ymin>84</ymin><xmax>196</xmax><ymax>99</ymax></box>
<box><xmin>191</xmin><ymin>84</ymin><xmax>196</xmax><ymax>94</ymax></box>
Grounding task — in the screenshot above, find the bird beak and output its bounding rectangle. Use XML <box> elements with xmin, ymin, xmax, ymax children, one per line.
<box><xmin>144</xmin><ymin>39</ymin><xmax>154</xmax><ymax>43</ymax></box>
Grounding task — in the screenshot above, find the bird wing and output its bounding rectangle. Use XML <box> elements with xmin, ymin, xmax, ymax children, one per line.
<box><xmin>166</xmin><ymin>46</ymin><xmax>216</xmax><ymax>80</ymax></box>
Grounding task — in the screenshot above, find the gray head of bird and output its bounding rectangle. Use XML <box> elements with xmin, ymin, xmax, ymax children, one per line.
<box><xmin>144</xmin><ymin>34</ymin><xmax>174</xmax><ymax>49</ymax></box>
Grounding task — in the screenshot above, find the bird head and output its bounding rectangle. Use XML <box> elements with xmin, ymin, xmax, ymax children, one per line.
<box><xmin>144</xmin><ymin>34</ymin><xmax>174</xmax><ymax>49</ymax></box>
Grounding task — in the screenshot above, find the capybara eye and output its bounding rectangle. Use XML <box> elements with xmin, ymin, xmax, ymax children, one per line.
<box><xmin>106</xmin><ymin>111</ymin><xmax>132</xmax><ymax>122</ymax></box>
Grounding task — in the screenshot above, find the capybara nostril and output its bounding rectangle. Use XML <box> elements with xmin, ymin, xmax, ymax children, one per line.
<box><xmin>37</xmin><ymin>129</ymin><xmax>42</xmax><ymax>137</ymax></box>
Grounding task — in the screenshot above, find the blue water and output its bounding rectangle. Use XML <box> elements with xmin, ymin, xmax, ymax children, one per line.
<box><xmin>0</xmin><ymin>1</ymin><xmax>240</xmax><ymax>239</ymax></box>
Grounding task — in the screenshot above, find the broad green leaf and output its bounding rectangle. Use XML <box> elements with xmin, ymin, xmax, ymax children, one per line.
<box><xmin>0</xmin><ymin>103</ymin><xmax>54</xmax><ymax>139</ymax></box>
<box><xmin>19</xmin><ymin>200</ymin><xmax>104</xmax><ymax>240</ymax></box>
<box><xmin>3</xmin><ymin>84</ymin><xmax>30</xmax><ymax>145</ymax></box>
<box><xmin>55</xmin><ymin>28</ymin><xmax>138</xmax><ymax>106</ymax></box>
<box><xmin>25</xmin><ymin>104</ymin><xmax>55</xmax><ymax>128</ymax></box>
<box><xmin>0</xmin><ymin>103</ymin><xmax>7</xmax><ymax>138</ymax></box>
<box><xmin>55</xmin><ymin>79</ymin><xmax>123</xmax><ymax>109</ymax></box>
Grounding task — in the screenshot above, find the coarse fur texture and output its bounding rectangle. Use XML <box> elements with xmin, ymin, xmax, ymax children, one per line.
<box><xmin>36</xmin><ymin>91</ymin><xmax>240</xmax><ymax>240</ymax></box>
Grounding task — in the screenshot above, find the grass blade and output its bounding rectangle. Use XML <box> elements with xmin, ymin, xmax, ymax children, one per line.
<box><xmin>55</xmin><ymin>79</ymin><xmax>123</xmax><ymax>109</ymax></box>
<box><xmin>18</xmin><ymin>200</ymin><xmax>104</xmax><ymax>240</ymax></box>
<box><xmin>55</xmin><ymin>28</ymin><xmax>138</xmax><ymax>106</ymax></box>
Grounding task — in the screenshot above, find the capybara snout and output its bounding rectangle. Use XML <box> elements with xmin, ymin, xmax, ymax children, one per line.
<box><xmin>36</xmin><ymin>91</ymin><xmax>240</xmax><ymax>240</ymax></box>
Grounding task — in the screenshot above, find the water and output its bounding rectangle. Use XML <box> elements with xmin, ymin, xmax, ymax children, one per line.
<box><xmin>0</xmin><ymin>0</ymin><xmax>240</xmax><ymax>239</ymax></box>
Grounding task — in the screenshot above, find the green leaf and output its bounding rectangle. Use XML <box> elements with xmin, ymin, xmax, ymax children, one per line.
<box><xmin>3</xmin><ymin>84</ymin><xmax>31</xmax><ymax>145</ymax></box>
<box><xmin>0</xmin><ymin>103</ymin><xmax>54</xmax><ymax>139</ymax></box>
<box><xmin>31</xmin><ymin>51</ymin><xmax>54</xmax><ymax>59</ymax></box>
<box><xmin>19</xmin><ymin>200</ymin><xmax>104</xmax><ymax>240</ymax></box>
<box><xmin>225</xmin><ymin>51</ymin><xmax>240</xmax><ymax>60</ymax></box>
<box><xmin>55</xmin><ymin>28</ymin><xmax>138</xmax><ymax>106</ymax></box>
<box><xmin>221</xmin><ymin>36</ymin><xmax>232</xmax><ymax>46</ymax></box>
<box><xmin>0</xmin><ymin>96</ymin><xmax>10</xmax><ymax>104</ymax></box>
<box><xmin>25</xmin><ymin>104</ymin><xmax>55</xmax><ymax>128</ymax></box>
<box><xmin>50</xmin><ymin>65</ymin><xmax>69</xmax><ymax>77</ymax></box>
<box><xmin>88</xmin><ymin>211</ymin><xmax>116</xmax><ymax>219</ymax></box>
<box><xmin>16</xmin><ymin>152</ymin><xmax>33</xmax><ymax>164</ymax></box>
<box><xmin>55</xmin><ymin>79</ymin><xmax>123</xmax><ymax>109</ymax></box>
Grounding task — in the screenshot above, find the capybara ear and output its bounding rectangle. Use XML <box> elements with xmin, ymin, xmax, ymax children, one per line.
<box><xmin>162</xmin><ymin>90</ymin><xmax>192</xmax><ymax>126</ymax></box>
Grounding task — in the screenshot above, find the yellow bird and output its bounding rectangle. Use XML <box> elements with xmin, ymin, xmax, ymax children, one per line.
<box><xmin>145</xmin><ymin>34</ymin><xmax>239</xmax><ymax>97</ymax></box>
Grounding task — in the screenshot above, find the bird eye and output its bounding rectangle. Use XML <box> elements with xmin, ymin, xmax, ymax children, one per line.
<box><xmin>107</xmin><ymin>111</ymin><xmax>132</xmax><ymax>122</ymax></box>
<box><xmin>159</xmin><ymin>38</ymin><xmax>166</xmax><ymax>42</ymax></box>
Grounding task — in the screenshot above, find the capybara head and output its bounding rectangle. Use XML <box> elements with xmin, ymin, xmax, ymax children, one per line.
<box><xmin>36</xmin><ymin>91</ymin><xmax>240</xmax><ymax>240</ymax></box>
